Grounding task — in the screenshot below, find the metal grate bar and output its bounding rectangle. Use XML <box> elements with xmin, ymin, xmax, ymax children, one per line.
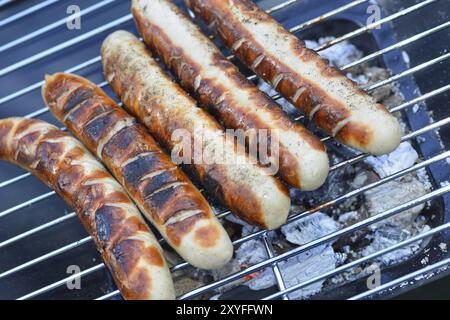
<box><xmin>0</xmin><ymin>236</ymin><xmax>91</xmax><ymax>280</ymax></box>
<box><xmin>272</xmin><ymin>53</ymin><xmax>450</xmax><ymax>101</ymax></box>
<box><xmin>341</xmin><ymin>20</ymin><xmax>450</xmax><ymax>71</ymax></box>
<box><xmin>0</xmin><ymin>56</ymin><xmax>102</xmax><ymax>106</ymax></box>
<box><xmin>390</xmin><ymin>83</ymin><xmax>450</xmax><ymax>113</ymax></box>
<box><xmin>20</xmin><ymin>183</ymin><xmax>450</xmax><ymax>301</ymax></box>
<box><xmin>0</xmin><ymin>0</ymin><xmax>60</xmax><ymax>28</ymax></box>
<box><xmin>0</xmin><ymin>172</ymin><xmax>31</xmax><ymax>189</ymax></box>
<box><xmin>289</xmin><ymin>0</ymin><xmax>370</xmax><ymax>34</ymax></box>
<box><xmin>0</xmin><ymin>0</ymin><xmax>116</xmax><ymax>53</ymax></box>
<box><xmin>1</xmin><ymin>111</ymin><xmax>447</xmax><ymax>232</ymax></box>
<box><xmin>263</xmin><ymin>222</ymin><xmax>450</xmax><ymax>300</ymax></box>
<box><xmin>15</xmin><ymin>52</ymin><xmax>446</xmax><ymax>139</ymax></box>
<box><xmin>348</xmin><ymin>257</ymin><xmax>450</xmax><ymax>300</ymax></box>
<box><xmin>95</xmin><ymin>290</ymin><xmax>120</xmax><ymax>300</ymax></box>
<box><xmin>0</xmin><ymin>212</ymin><xmax>76</xmax><ymax>249</ymax></box>
<box><xmin>0</xmin><ymin>0</ymin><xmax>434</xmax><ymax>104</ymax></box>
<box><xmin>0</xmin><ymin>191</ymin><xmax>55</xmax><ymax>219</ymax></box>
<box><xmin>1</xmin><ymin>0</ymin><xmax>448</xmax><ymax>302</ymax></box>
<box><xmin>328</xmin><ymin>117</ymin><xmax>450</xmax><ymax>172</ymax></box>
<box><xmin>8</xmin><ymin>149</ymin><xmax>448</xmax><ymax>299</ymax></box>
<box><xmin>262</xmin><ymin>234</ymin><xmax>289</xmax><ymax>300</ymax></box>
<box><xmin>0</xmin><ymin>0</ymin><xmax>14</xmax><ymax>8</ymax></box>
<box><xmin>18</xmin><ymin>263</ymin><xmax>105</xmax><ymax>300</ymax></box>
<box><xmin>0</xmin><ymin>14</ymin><xmax>133</xmax><ymax>78</ymax></box>
<box><xmin>364</xmin><ymin>52</ymin><xmax>450</xmax><ymax>91</ymax></box>
<box><xmin>178</xmin><ymin>185</ymin><xmax>450</xmax><ymax>300</ymax></box>
<box><xmin>265</xmin><ymin>0</ymin><xmax>302</xmax><ymax>14</ymax></box>
<box><xmin>1</xmin><ymin>112</ymin><xmax>445</xmax><ymax>238</ymax></box>
<box><xmin>314</xmin><ymin>0</ymin><xmax>438</xmax><ymax>52</ymax></box>
<box><xmin>229</xmin><ymin>146</ymin><xmax>450</xmax><ymax>248</ymax></box>
<box><xmin>293</xmin><ymin>81</ymin><xmax>449</xmax><ymax>124</ymax></box>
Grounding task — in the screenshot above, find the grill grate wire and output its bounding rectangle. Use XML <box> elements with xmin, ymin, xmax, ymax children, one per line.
<box><xmin>0</xmin><ymin>0</ymin><xmax>449</xmax><ymax>300</ymax></box>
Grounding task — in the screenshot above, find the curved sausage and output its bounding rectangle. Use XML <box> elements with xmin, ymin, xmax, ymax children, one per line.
<box><xmin>43</xmin><ymin>73</ymin><xmax>233</xmax><ymax>270</ymax></box>
<box><xmin>0</xmin><ymin>117</ymin><xmax>174</xmax><ymax>300</ymax></box>
<box><xmin>101</xmin><ymin>31</ymin><xmax>291</xmax><ymax>230</ymax></box>
<box><xmin>185</xmin><ymin>0</ymin><xmax>402</xmax><ymax>156</ymax></box>
<box><xmin>131</xmin><ymin>0</ymin><xmax>329</xmax><ymax>190</ymax></box>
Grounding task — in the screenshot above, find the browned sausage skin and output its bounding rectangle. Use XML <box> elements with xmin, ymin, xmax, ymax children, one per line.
<box><xmin>101</xmin><ymin>31</ymin><xmax>291</xmax><ymax>230</ymax></box>
<box><xmin>131</xmin><ymin>0</ymin><xmax>329</xmax><ymax>190</ymax></box>
<box><xmin>185</xmin><ymin>0</ymin><xmax>402</xmax><ymax>156</ymax></box>
<box><xmin>0</xmin><ymin>117</ymin><xmax>174</xmax><ymax>300</ymax></box>
<box><xmin>43</xmin><ymin>73</ymin><xmax>233</xmax><ymax>270</ymax></box>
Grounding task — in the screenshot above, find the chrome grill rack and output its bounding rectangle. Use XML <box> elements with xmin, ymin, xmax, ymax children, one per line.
<box><xmin>0</xmin><ymin>0</ymin><xmax>449</xmax><ymax>300</ymax></box>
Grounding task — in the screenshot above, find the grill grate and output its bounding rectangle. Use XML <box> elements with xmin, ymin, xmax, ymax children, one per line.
<box><xmin>0</xmin><ymin>0</ymin><xmax>449</xmax><ymax>300</ymax></box>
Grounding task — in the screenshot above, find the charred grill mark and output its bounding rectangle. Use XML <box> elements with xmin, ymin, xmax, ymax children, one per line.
<box><xmin>189</xmin><ymin>0</ymin><xmax>394</xmax><ymax>150</ymax></box>
<box><xmin>121</xmin><ymin>152</ymin><xmax>165</xmax><ymax>188</ymax></box>
<box><xmin>83</xmin><ymin>109</ymin><xmax>116</xmax><ymax>143</ymax></box>
<box><xmin>63</xmin><ymin>98</ymin><xmax>107</xmax><ymax>126</ymax></box>
<box><xmin>95</xmin><ymin>205</ymin><xmax>119</xmax><ymax>243</ymax></box>
<box><xmin>140</xmin><ymin>170</ymin><xmax>179</xmax><ymax>198</ymax></box>
<box><xmin>143</xmin><ymin>181</ymin><xmax>187</xmax><ymax>202</ymax></box>
<box><xmin>34</xmin><ymin>133</ymin><xmax>69</xmax><ymax>176</ymax></box>
<box><xmin>62</xmin><ymin>87</ymin><xmax>94</xmax><ymax>114</ymax></box>
<box><xmin>102</xmin><ymin>124</ymin><xmax>158</xmax><ymax>171</ymax></box>
<box><xmin>164</xmin><ymin>209</ymin><xmax>203</xmax><ymax>226</ymax></box>
<box><xmin>145</xmin><ymin>184</ymin><xmax>184</xmax><ymax>217</ymax></box>
<box><xmin>96</xmin><ymin>118</ymin><xmax>135</xmax><ymax>158</ymax></box>
<box><xmin>139</xmin><ymin>167</ymin><xmax>176</xmax><ymax>182</ymax></box>
<box><xmin>0</xmin><ymin>118</ymin><xmax>173</xmax><ymax>299</ymax></box>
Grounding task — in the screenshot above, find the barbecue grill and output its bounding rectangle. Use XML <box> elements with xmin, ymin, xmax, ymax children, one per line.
<box><xmin>0</xmin><ymin>0</ymin><xmax>449</xmax><ymax>300</ymax></box>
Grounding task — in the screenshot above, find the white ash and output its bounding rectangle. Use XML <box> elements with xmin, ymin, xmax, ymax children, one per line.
<box><xmin>239</xmin><ymin>213</ymin><xmax>340</xmax><ymax>299</ymax></box>
<box><xmin>338</xmin><ymin>211</ymin><xmax>359</xmax><ymax>225</ymax></box>
<box><xmin>416</xmin><ymin>167</ymin><xmax>433</xmax><ymax>190</ymax></box>
<box><xmin>439</xmin><ymin>243</ymin><xmax>447</xmax><ymax>252</ymax></box>
<box><xmin>361</xmin><ymin>224</ymin><xmax>430</xmax><ymax>265</ymax></box>
<box><xmin>365</xmin><ymin>142</ymin><xmax>418</xmax><ymax>178</ymax></box>
<box><xmin>209</xmin><ymin>36</ymin><xmax>438</xmax><ymax>300</ymax></box>
<box><xmin>365</xmin><ymin>175</ymin><xmax>428</xmax><ymax>230</ymax></box>
<box><xmin>402</xmin><ymin>51</ymin><xmax>411</xmax><ymax>67</ymax></box>
<box><xmin>281</xmin><ymin>212</ymin><xmax>340</xmax><ymax>245</ymax></box>
<box><xmin>304</xmin><ymin>37</ymin><xmax>363</xmax><ymax>68</ymax></box>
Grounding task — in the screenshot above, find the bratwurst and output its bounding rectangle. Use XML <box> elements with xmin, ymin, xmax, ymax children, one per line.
<box><xmin>43</xmin><ymin>73</ymin><xmax>233</xmax><ymax>270</ymax></box>
<box><xmin>131</xmin><ymin>0</ymin><xmax>329</xmax><ymax>190</ymax></box>
<box><xmin>0</xmin><ymin>117</ymin><xmax>175</xmax><ymax>299</ymax></box>
<box><xmin>101</xmin><ymin>31</ymin><xmax>291</xmax><ymax>230</ymax></box>
<box><xmin>185</xmin><ymin>0</ymin><xmax>402</xmax><ymax>156</ymax></box>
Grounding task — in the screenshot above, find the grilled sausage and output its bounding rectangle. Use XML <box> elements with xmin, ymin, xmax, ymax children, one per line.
<box><xmin>101</xmin><ymin>31</ymin><xmax>291</xmax><ymax>230</ymax></box>
<box><xmin>0</xmin><ymin>117</ymin><xmax>174</xmax><ymax>300</ymax></box>
<box><xmin>43</xmin><ymin>73</ymin><xmax>233</xmax><ymax>270</ymax></box>
<box><xmin>131</xmin><ymin>0</ymin><xmax>329</xmax><ymax>190</ymax></box>
<box><xmin>185</xmin><ymin>0</ymin><xmax>402</xmax><ymax>156</ymax></box>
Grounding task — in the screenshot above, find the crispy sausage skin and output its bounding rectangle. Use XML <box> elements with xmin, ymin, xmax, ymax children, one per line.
<box><xmin>185</xmin><ymin>0</ymin><xmax>402</xmax><ymax>156</ymax></box>
<box><xmin>101</xmin><ymin>31</ymin><xmax>291</xmax><ymax>230</ymax></box>
<box><xmin>131</xmin><ymin>0</ymin><xmax>329</xmax><ymax>191</ymax></box>
<box><xmin>0</xmin><ymin>117</ymin><xmax>174</xmax><ymax>300</ymax></box>
<box><xmin>43</xmin><ymin>73</ymin><xmax>233</xmax><ymax>270</ymax></box>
